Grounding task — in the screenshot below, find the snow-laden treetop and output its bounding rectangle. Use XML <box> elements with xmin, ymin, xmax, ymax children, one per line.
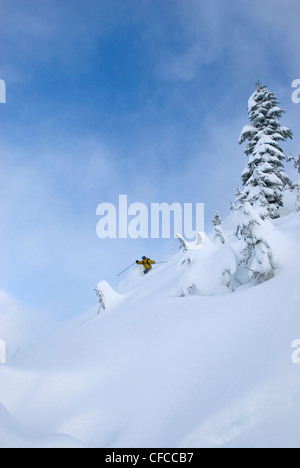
<box><xmin>239</xmin><ymin>82</ymin><xmax>293</xmax><ymax>219</ymax></box>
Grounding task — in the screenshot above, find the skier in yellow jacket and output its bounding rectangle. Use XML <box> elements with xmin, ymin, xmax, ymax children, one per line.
<box><xmin>136</xmin><ymin>256</ymin><xmax>156</xmax><ymax>274</ymax></box>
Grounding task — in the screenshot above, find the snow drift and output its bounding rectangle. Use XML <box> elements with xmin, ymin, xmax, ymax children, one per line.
<box><xmin>0</xmin><ymin>209</ymin><xmax>300</xmax><ymax>448</ymax></box>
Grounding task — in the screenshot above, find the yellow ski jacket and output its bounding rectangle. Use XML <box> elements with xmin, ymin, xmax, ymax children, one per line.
<box><xmin>136</xmin><ymin>258</ymin><xmax>156</xmax><ymax>270</ymax></box>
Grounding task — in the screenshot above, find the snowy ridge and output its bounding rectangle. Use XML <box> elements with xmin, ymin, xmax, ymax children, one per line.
<box><xmin>0</xmin><ymin>209</ymin><xmax>300</xmax><ymax>448</ymax></box>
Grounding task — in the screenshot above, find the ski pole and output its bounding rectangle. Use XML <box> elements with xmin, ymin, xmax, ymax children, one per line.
<box><xmin>155</xmin><ymin>261</ymin><xmax>168</xmax><ymax>264</ymax></box>
<box><xmin>117</xmin><ymin>262</ymin><xmax>136</xmax><ymax>277</ymax></box>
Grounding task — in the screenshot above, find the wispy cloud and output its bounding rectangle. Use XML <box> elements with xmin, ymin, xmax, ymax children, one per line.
<box><xmin>148</xmin><ymin>0</ymin><xmax>300</xmax><ymax>82</ymax></box>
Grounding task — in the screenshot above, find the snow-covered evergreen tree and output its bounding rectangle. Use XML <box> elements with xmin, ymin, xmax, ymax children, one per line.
<box><xmin>234</xmin><ymin>188</ymin><xmax>247</xmax><ymax>239</ymax></box>
<box><xmin>177</xmin><ymin>234</ymin><xmax>188</xmax><ymax>251</ymax></box>
<box><xmin>235</xmin><ymin>187</ymin><xmax>247</xmax><ymax>208</ymax></box>
<box><xmin>237</xmin><ymin>201</ymin><xmax>276</xmax><ymax>282</ymax></box>
<box><xmin>212</xmin><ymin>212</ymin><xmax>222</xmax><ymax>227</ymax></box>
<box><xmin>95</xmin><ymin>281</ymin><xmax>121</xmax><ymax>314</ymax></box>
<box><xmin>214</xmin><ymin>226</ymin><xmax>225</xmax><ymax>245</ymax></box>
<box><xmin>296</xmin><ymin>187</ymin><xmax>300</xmax><ymax>212</ymax></box>
<box><xmin>95</xmin><ymin>286</ymin><xmax>105</xmax><ymax>313</ymax></box>
<box><xmin>239</xmin><ymin>82</ymin><xmax>293</xmax><ymax>219</ymax></box>
<box><xmin>176</xmin><ymin>233</ymin><xmax>204</xmax><ymax>251</ymax></box>
<box><xmin>230</xmin><ymin>201</ymin><xmax>236</xmax><ymax>212</ymax></box>
<box><xmin>222</xmin><ymin>269</ymin><xmax>234</xmax><ymax>292</ymax></box>
<box><xmin>293</xmin><ymin>155</ymin><xmax>300</xmax><ymax>173</ymax></box>
<box><xmin>291</xmin><ymin>156</ymin><xmax>300</xmax><ymax>211</ymax></box>
<box><xmin>195</xmin><ymin>232</ymin><xmax>204</xmax><ymax>247</ymax></box>
<box><xmin>212</xmin><ymin>212</ymin><xmax>225</xmax><ymax>245</ymax></box>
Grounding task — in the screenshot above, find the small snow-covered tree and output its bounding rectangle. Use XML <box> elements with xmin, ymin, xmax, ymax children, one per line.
<box><xmin>212</xmin><ymin>212</ymin><xmax>225</xmax><ymax>245</ymax></box>
<box><xmin>212</xmin><ymin>211</ymin><xmax>222</xmax><ymax>227</ymax></box>
<box><xmin>235</xmin><ymin>187</ymin><xmax>247</xmax><ymax>208</ymax></box>
<box><xmin>239</xmin><ymin>82</ymin><xmax>293</xmax><ymax>219</ymax></box>
<box><xmin>215</xmin><ymin>227</ymin><xmax>225</xmax><ymax>245</ymax></box>
<box><xmin>296</xmin><ymin>187</ymin><xmax>300</xmax><ymax>212</ymax></box>
<box><xmin>196</xmin><ymin>232</ymin><xmax>204</xmax><ymax>246</ymax></box>
<box><xmin>177</xmin><ymin>234</ymin><xmax>188</xmax><ymax>251</ymax></box>
<box><xmin>234</xmin><ymin>188</ymin><xmax>247</xmax><ymax>237</ymax></box>
<box><xmin>293</xmin><ymin>155</ymin><xmax>300</xmax><ymax>173</ymax></box>
<box><xmin>230</xmin><ymin>201</ymin><xmax>236</xmax><ymax>212</ymax></box>
<box><xmin>237</xmin><ymin>201</ymin><xmax>276</xmax><ymax>282</ymax></box>
<box><xmin>176</xmin><ymin>232</ymin><xmax>204</xmax><ymax>251</ymax></box>
<box><xmin>95</xmin><ymin>287</ymin><xmax>105</xmax><ymax>313</ymax></box>
<box><xmin>95</xmin><ymin>281</ymin><xmax>121</xmax><ymax>314</ymax></box>
<box><xmin>290</xmin><ymin>156</ymin><xmax>300</xmax><ymax>211</ymax></box>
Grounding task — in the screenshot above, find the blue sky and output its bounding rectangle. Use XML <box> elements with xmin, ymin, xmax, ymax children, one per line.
<box><xmin>0</xmin><ymin>0</ymin><xmax>300</xmax><ymax>321</ymax></box>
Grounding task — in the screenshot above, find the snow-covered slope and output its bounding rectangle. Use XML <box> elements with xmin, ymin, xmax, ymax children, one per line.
<box><xmin>0</xmin><ymin>213</ymin><xmax>300</xmax><ymax>448</ymax></box>
<box><xmin>0</xmin><ymin>402</ymin><xmax>85</xmax><ymax>448</ymax></box>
